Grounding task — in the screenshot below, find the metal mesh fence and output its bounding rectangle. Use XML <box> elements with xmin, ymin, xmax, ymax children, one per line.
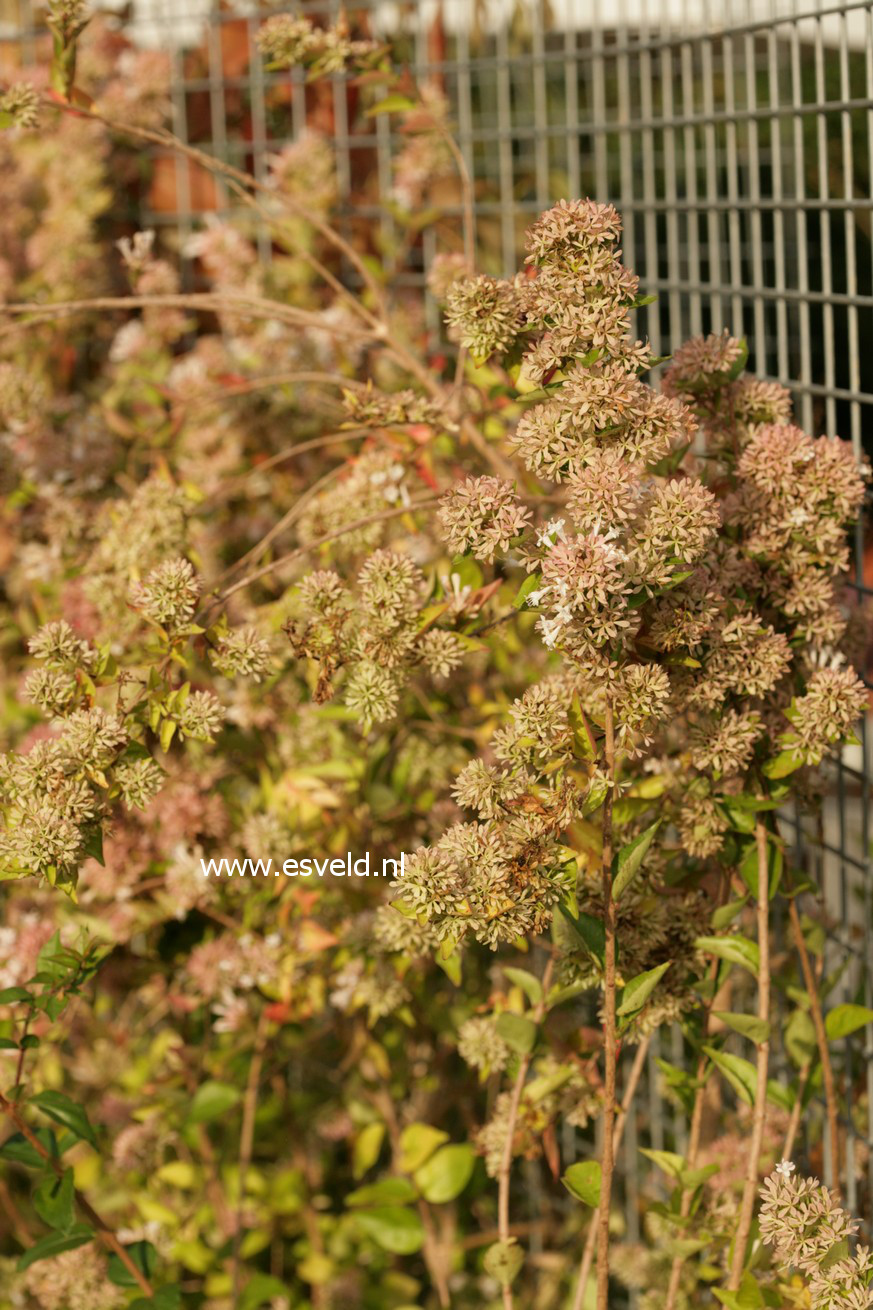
<box><xmin>3</xmin><ymin>0</ymin><xmax>872</xmax><ymax>1233</ymax></box>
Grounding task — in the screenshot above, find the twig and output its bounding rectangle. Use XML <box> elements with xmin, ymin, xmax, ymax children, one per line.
<box><xmin>211</xmin><ymin>495</ymin><xmax>439</xmax><ymax>608</ymax></box>
<box><xmin>0</xmin><ymin>1177</ymin><xmax>33</xmax><ymax>1247</ymax></box>
<box><xmin>595</xmin><ymin>702</ymin><xmax>618</xmax><ymax>1310</ymax></box>
<box><xmin>727</xmin><ymin>819</ymin><xmax>771</xmax><ymax>1289</ymax></box>
<box><xmin>176</xmin><ymin>372</ymin><xmax>366</xmax><ymax>414</ymax></box>
<box><xmin>782</xmin><ymin>1063</ymin><xmax>811</xmax><ymax>1163</ymax></box>
<box><xmin>570</xmin><ymin>1036</ymin><xmax>651</xmax><ymax>1310</ymax></box>
<box><xmin>788</xmin><ymin>895</ymin><xmax>840</xmax><ymax>1183</ymax></box>
<box><xmin>664</xmin><ymin>954</ymin><xmax>722</xmax><ymax>1310</ymax></box>
<box><xmin>374</xmin><ymin>1084</ymin><xmax>451</xmax><ymax>1308</ymax></box>
<box><xmin>496</xmin><ymin>954</ymin><xmax>556</xmax><ymax>1310</ymax></box>
<box><xmin>0</xmin><ymin>1090</ymin><xmax>154</xmax><ymax>1295</ymax></box>
<box><xmin>45</xmin><ymin>98</ymin><xmax>387</xmax><ymax>313</ymax></box>
<box><xmin>206</xmin><ymin>430</ymin><xmax>378</xmax><ymax>505</ymax></box>
<box><xmin>0</xmin><ymin>292</ymin><xmax>375</xmax><ymax>341</ymax></box>
<box><xmin>231</xmin><ymin>1011</ymin><xmax>270</xmax><ymax>1307</ymax></box>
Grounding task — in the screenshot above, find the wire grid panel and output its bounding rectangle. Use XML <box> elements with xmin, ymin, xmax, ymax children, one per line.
<box><xmin>2</xmin><ymin>0</ymin><xmax>872</xmax><ymax>1225</ymax></box>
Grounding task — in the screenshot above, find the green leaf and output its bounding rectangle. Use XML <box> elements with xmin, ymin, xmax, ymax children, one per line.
<box><xmin>703</xmin><ymin>1047</ymin><xmax>757</xmax><ymax>1106</ymax></box>
<box><xmin>353</xmin><ymin>1122</ymin><xmax>386</xmax><ymax>1179</ymax></box>
<box><xmin>346</xmin><ymin>1178</ymin><xmax>417</xmax><ymax>1208</ymax></box>
<box><xmin>559</xmin><ymin>905</ymin><xmax>605</xmax><ymax>967</ymax></box>
<box><xmin>107</xmin><ymin>1240</ymin><xmax>158</xmax><ymax>1288</ymax></box>
<box><xmin>712</xmin><ymin>898</ymin><xmax>748</xmax><ymax>931</ymax></box>
<box><xmin>824</xmin><ymin>1004</ymin><xmax>873</xmax><ymax>1041</ymax></box>
<box><xmin>649</xmin><ymin>440</ymin><xmax>692</xmax><ymax>476</ymax></box>
<box><xmin>30</xmin><ymin>1091</ymin><xmax>98</xmax><ymax>1150</ymax></box>
<box><xmin>354</xmin><ymin>1205</ymin><xmax>424</xmax><ymax>1254</ymax></box>
<box><xmin>483</xmin><ymin>1239</ymin><xmax>524</xmax><ymax>1287</ymax></box>
<box><xmin>513</xmin><ymin>571</ymin><xmax>542</xmax><ymax>610</ymax></box>
<box><xmin>694</xmin><ymin>935</ymin><xmax>759</xmax><ymax>976</ymax></box>
<box><xmin>82</xmin><ymin>827</ymin><xmax>104</xmax><ymax>867</ymax></box>
<box><xmin>0</xmin><ymin>1129</ymin><xmax>58</xmax><ymax>1169</ymax></box>
<box><xmin>714</xmin><ymin>1271</ymin><xmax>765</xmax><ymax>1308</ymax></box>
<box><xmin>365</xmin><ymin>93</ymin><xmax>418</xmax><ymax>116</ymax></box>
<box><xmin>568</xmin><ymin>694</ymin><xmax>598</xmax><ymax>761</ymax></box>
<box><xmin>17</xmin><ymin>1224</ymin><xmax>94</xmax><ymax>1271</ymax></box>
<box><xmin>766</xmin><ymin>1080</ymin><xmax>795</xmax><ymax>1113</ymax></box>
<box><xmin>502</xmin><ymin>967</ymin><xmax>542</xmax><ymax>1005</ymax></box>
<box><xmin>820</xmin><ymin>1239</ymin><xmax>851</xmax><ymax>1271</ymax></box>
<box><xmin>33</xmin><ymin>1168</ymin><xmax>75</xmax><ymax>1231</ymax></box>
<box><xmin>495</xmin><ymin>1012</ymin><xmax>538</xmax><ymax>1055</ymax></box>
<box><xmin>35</xmin><ymin>932</ymin><xmax>66</xmax><ymax>984</ymax></box>
<box><xmin>413</xmin><ymin>1144</ymin><xmax>475</xmax><ymax>1203</ymax></box>
<box><xmin>525</xmin><ymin>1065</ymin><xmax>575</xmax><ymax>1104</ymax></box>
<box><xmin>398</xmin><ymin>1123</ymin><xmax>448</xmax><ymax>1174</ymax></box>
<box><xmin>785</xmin><ymin>1008</ymin><xmax>817</xmax><ymax>1068</ymax></box>
<box><xmin>679</xmin><ymin>1163</ymin><xmax>720</xmax><ymax>1189</ymax></box>
<box><xmin>712</xmin><ymin>1011</ymin><xmax>771</xmax><ymax>1044</ymax></box>
<box><xmin>639</xmin><ymin>1148</ymin><xmax>686</xmax><ymax>1181</ymax></box>
<box><xmin>449</xmin><ymin>553</ymin><xmax>483</xmax><ymax>592</ymax></box>
<box><xmin>238</xmin><ymin>1274</ymin><xmax>289</xmax><ymax>1310</ymax></box>
<box><xmin>0</xmin><ymin>986</ymin><xmax>31</xmax><ymax>1004</ymax></box>
<box><xmin>616</xmin><ymin>961</ymin><xmax>671</xmax><ymax>1019</ymax></box>
<box><xmin>188</xmin><ymin>1080</ymin><xmax>241</xmax><ymax>1125</ymax></box>
<box><xmin>762</xmin><ymin>749</ymin><xmax>803</xmax><ymax>780</ymax></box>
<box><xmin>738</xmin><ymin>836</ymin><xmax>783</xmax><ymax>900</ymax></box>
<box><xmin>129</xmin><ymin>1288</ymin><xmax>182</xmax><ymax>1310</ymax></box>
<box><xmin>561</xmin><ymin>1160</ymin><xmax>601</xmax><ymax>1206</ymax></box>
<box><xmin>612</xmin><ymin>820</ymin><xmax>661</xmax><ymax>902</ymax></box>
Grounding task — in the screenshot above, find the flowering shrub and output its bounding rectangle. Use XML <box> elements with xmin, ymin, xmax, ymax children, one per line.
<box><xmin>0</xmin><ymin>6</ymin><xmax>871</xmax><ymax>1310</ymax></box>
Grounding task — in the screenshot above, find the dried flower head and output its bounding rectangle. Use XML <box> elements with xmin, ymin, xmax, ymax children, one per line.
<box><xmin>444</xmin><ymin>275</ymin><xmax>523</xmax><ymax>360</ymax></box>
<box><xmin>0</xmin><ymin>82</ymin><xmax>40</xmax><ymax>130</ymax></box>
<box><xmin>131</xmin><ymin>557</ymin><xmax>201</xmax><ymax>632</ymax></box>
<box><xmin>438</xmin><ymin>476</ymin><xmax>532</xmax><ymax>562</ymax></box>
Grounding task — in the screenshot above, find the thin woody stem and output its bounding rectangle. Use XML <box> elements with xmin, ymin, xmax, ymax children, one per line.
<box><xmin>727</xmin><ymin>818</ymin><xmax>771</xmax><ymax>1289</ymax></box>
<box><xmin>788</xmin><ymin>894</ymin><xmax>840</xmax><ymax>1184</ymax></box>
<box><xmin>0</xmin><ymin>293</ymin><xmax>375</xmax><ymax>341</ymax></box>
<box><xmin>208</xmin><ymin>495</ymin><xmax>440</xmax><ymax>610</ymax></box>
<box><xmin>496</xmin><ymin>954</ymin><xmax>556</xmax><ymax>1310</ymax></box>
<box><xmin>571</xmin><ymin>1035</ymin><xmax>651</xmax><ymax>1310</ymax></box>
<box><xmin>231</xmin><ymin>1012</ymin><xmax>270</xmax><ymax>1306</ymax></box>
<box><xmin>374</xmin><ymin>1082</ymin><xmax>451</xmax><ymax>1308</ymax></box>
<box><xmin>0</xmin><ymin>1090</ymin><xmax>154</xmax><ymax>1296</ymax></box>
<box><xmin>595</xmin><ymin>701</ymin><xmax>617</xmax><ymax>1310</ymax></box>
<box><xmin>664</xmin><ymin>953</ymin><xmax>722</xmax><ymax>1310</ymax></box>
<box><xmin>44</xmin><ymin>98</ymin><xmax>387</xmax><ymax>312</ymax></box>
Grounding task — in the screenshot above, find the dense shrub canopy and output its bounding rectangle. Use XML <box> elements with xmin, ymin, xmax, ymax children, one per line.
<box><xmin>0</xmin><ymin>6</ymin><xmax>871</xmax><ymax>1310</ymax></box>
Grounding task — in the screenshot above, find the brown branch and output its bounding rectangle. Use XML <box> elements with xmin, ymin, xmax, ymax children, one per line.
<box><xmin>571</xmin><ymin>1035</ymin><xmax>651</xmax><ymax>1310</ymax></box>
<box><xmin>177</xmin><ymin>372</ymin><xmax>366</xmax><ymax>415</ymax></box>
<box><xmin>664</xmin><ymin>953</ymin><xmax>723</xmax><ymax>1310</ymax></box>
<box><xmin>496</xmin><ymin>954</ymin><xmax>556</xmax><ymax>1310</ymax></box>
<box><xmin>373</xmin><ymin>1084</ymin><xmax>451</xmax><ymax>1308</ymax></box>
<box><xmin>727</xmin><ymin>819</ymin><xmax>771</xmax><ymax>1290</ymax></box>
<box><xmin>0</xmin><ymin>1090</ymin><xmax>154</xmax><ymax>1295</ymax></box>
<box><xmin>595</xmin><ymin>701</ymin><xmax>617</xmax><ymax>1310</ymax></box>
<box><xmin>782</xmin><ymin>1063</ymin><xmax>811</xmax><ymax>1164</ymax></box>
<box><xmin>211</xmin><ymin>495</ymin><xmax>439</xmax><ymax>608</ymax></box>
<box><xmin>231</xmin><ymin>1012</ymin><xmax>270</xmax><ymax>1307</ymax></box>
<box><xmin>788</xmin><ymin>895</ymin><xmax>840</xmax><ymax>1183</ymax></box>
<box><xmin>45</xmin><ymin>97</ymin><xmax>387</xmax><ymax>313</ymax></box>
<box><xmin>0</xmin><ymin>293</ymin><xmax>375</xmax><ymax>341</ymax></box>
<box><xmin>0</xmin><ymin>1177</ymin><xmax>32</xmax><ymax>1247</ymax></box>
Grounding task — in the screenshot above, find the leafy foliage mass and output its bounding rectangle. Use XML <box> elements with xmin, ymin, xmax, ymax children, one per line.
<box><xmin>0</xmin><ymin>6</ymin><xmax>871</xmax><ymax>1310</ymax></box>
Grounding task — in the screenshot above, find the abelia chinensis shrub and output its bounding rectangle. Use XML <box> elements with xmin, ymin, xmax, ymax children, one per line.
<box><xmin>0</xmin><ymin>7</ymin><xmax>870</xmax><ymax>1310</ymax></box>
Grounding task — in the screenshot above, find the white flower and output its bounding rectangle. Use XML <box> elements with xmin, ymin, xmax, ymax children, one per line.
<box><xmin>775</xmin><ymin>1158</ymin><xmax>796</xmax><ymax>1179</ymax></box>
<box><xmin>537</xmin><ymin>517</ymin><xmax>566</xmax><ymax>547</ymax></box>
